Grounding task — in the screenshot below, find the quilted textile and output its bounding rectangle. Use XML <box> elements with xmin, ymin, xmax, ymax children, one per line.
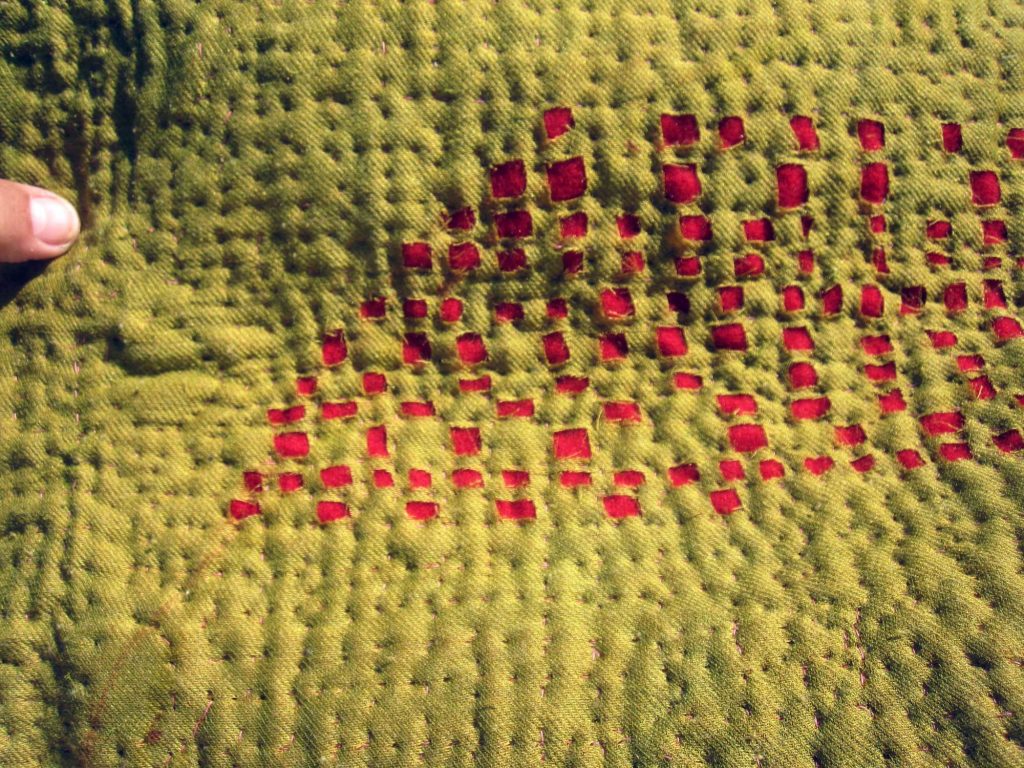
<box><xmin>2</xmin><ymin>1</ymin><xmax>1024</xmax><ymax>765</ymax></box>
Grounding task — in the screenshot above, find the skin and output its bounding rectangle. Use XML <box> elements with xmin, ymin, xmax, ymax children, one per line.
<box><xmin>0</xmin><ymin>179</ymin><xmax>81</xmax><ymax>263</ymax></box>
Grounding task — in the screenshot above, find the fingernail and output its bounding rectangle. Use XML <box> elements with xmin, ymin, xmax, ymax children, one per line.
<box><xmin>30</xmin><ymin>195</ymin><xmax>80</xmax><ymax>247</ymax></box>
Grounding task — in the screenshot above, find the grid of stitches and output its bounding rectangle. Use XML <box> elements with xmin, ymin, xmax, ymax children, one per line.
<box><xmin>231</xmin><ymin>110</ymin><xmax>1024</xmax><ymax>524</ymax></box>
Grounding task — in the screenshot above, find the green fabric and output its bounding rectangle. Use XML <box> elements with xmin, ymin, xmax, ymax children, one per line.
<box><xmin>3</xmin><ymin>1</ymin><xmax>1024</xmax><ymax>765</ymax></box>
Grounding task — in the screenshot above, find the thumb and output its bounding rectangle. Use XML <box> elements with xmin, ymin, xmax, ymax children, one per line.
<box><xmin>0</xmin><ymin>179</ymin><xmax>81</xmax><ymax>263</ymax></box>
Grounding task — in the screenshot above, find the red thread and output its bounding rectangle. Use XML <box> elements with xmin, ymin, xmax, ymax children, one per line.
<box><xmin>743</xmin><ymin>218</ymin><xmax>774</xmax><ymax>242</ymax></box>
<box><xmin>600</xmin><ymin>288</ymin><xmax>635</xmax><ymax>320</ymax></box>
<box><xmin>668</xmin><ymin>464</ymin><xmax>700</xmax><ymax>486</ymax></box>
<box><xmin>865</xmin><ymin>362</ymin><xmax>896</xmax><ymax>382</ymax></box>
<box><xmin>501</xmin><ymin>470</ymin><xmax>530</xmax><ymax>489</ymax></box>
<box><xmin>603</xmin><ymin>495</ymin><xmax>640</xmax><ymax>518</ymax></box>
<box><xmin>982</xmin><ymin>220</ymin><xmax>1007</xmax><ymax>244</ymax></box>
<box><xmin>920</xmin><ymin>411</ymin><xmax>963</xmax><ymax>436</ymax></box>
<box><xmin>858</xmin><ymin>119</ymin><xmax>885</xmax><ymax>151</ymax></box>
<box><xmin>734</xmin><ymin>253</ymin><xmax>765</xmax><ymax>278</ymax></box>
<box><xmin>943</xmin><ymin>283</ymin><xmax>967</xmax><ymax>312</ymax></box>
<box><xmin>603</xmin><ymin>401</ymin><xmax>642</xmax><ymax>423</ymax></box>
<box><xmin>456</xmin><ymin>333</ymin><xmax>487</xmax><ymax>365</ymax></box>
<box><xmin>497</xmin><ymin>399</ymin><xmax>534</xmax><ymax>418</ymax></box>
<box><xmin>1007</xmin><ymin>128</ymin><xmax>1024</xmax><ymax>159</ymax></box>
<box><xmin>969</xmin><ymin>376</ymin><xmax>996</xmax><ymax>400</ymax></box>
<box><xmin>446</xmin><ymin>206</ymin><xmax>475</xmax><ymax>230</ymax></box>
<box><xmin>543</xmin><ymin>332</ymin><xmax>570</xmax><ymax>365</ymax></box>
<box><xmin>878</xmin><ymin>389</ymin><xmax>907</xmax><ymax>413</ymax></box>
<box><xmin>451</xmin><ymin>427</ymin><xmax>481</xmax><ymax>456</ymax></box>
<box><xmin>617</xmin><ymin>214</ymin><xmax>641</xmax><ymax>238</ymax></box>
<box><xmin>495</xmin><ymin>210</ymin><xmax>533</xmax><ymax>238</ymax></box>
<box><xmin>490</xmin><ymin>160</ymin><xmax>527</xmax><ymax>198</ymax></box>
<box><xmin>373</xmin><ymin>469</ymin><xmax>394</xmax><ymax>487</ymax></box>
<box><xmin>323</xmin><ymin>331</ymin><xmax>347</xmax><ymax>366</ymax></box>
<box><xmin>229</xmin><ymin>499</ymin><xmax>261</xmax><ymax>520</ymax></box>
<box><xmin>900</xmin><ymin>286</ymin><xmax>925</xmax><ymax>315</ymax></box>
<box><xmin>406</xmin><ymin>501</ymin><xmax>438</xmax><ymax>520</ymax></box>
<box><xmin>675</xmin><ymin>256</ymin><xmax>702</xmax><ymax>276</ymax></box>
<box><xmin>720</xmin><ymin>460</ymin><xmax>745</xmax><ymax>481</ymax></box>
<box><xmin>790</xmin><ymin>116</ymin><xmax>820</xmax><ymax>151</ymax></box>
<box><xmin>679</xmin><ymin>215</ymin><xmax>712</xmax><ymax>241</ymax></box>
<box><xmin>851</xmin><ymin>455</ymin><xmax>875</xmax><ymax>473</ymax></box>
<box><xmin>360</xmin><ymin>297</ymin><xmax>386</xmax><ymax>319</ymax></box>
<box><xmin>440</xmin><ymin>297</ymin><xmax>463</xmax><ymax>322</ymax></box>
<box><xmin>599</xmin><ymin>333</ymin><xmax>628</xmax><ymax>361</ymax></box>
<box><xmin>782</xmin><ymin>285</ymin><xmax>805</xmax><ymax>312</ymax></box>
<box><xmin>861</xmin><ymin>335</ymin><xmax>892</xmax><ymax>355</ymax></box>
<box><xmin>993</xmin><ymin>316</ymin><xmax>1024</xmax><ymax>341</ymax></box>
<box><xmin>497</xmin><ymin>248</ymin><xmax>527</xmax><ymax>272</ymax></box>
<box><xmin>718</xmin><ymin>394</ymin><xmax>757</xmax><ymax>416</ymax></box>
<box><xmin>409</xmin><ymin>469</ymin><xmax>432</xmax><ymax>489</ymax></box>
<box><xmin>861</xmin><ymin>285</ymin><xmax>884</xmax><ymax>317</ymax></box>
<box><xmin>613</xmin><ymin>470</ymin><xmax>645</xmax><ymax>487</ymax></box>
<box><xmin>320</xmin><ymin>465</ymin><xmax>353</xmax><ymax>488</ymax></box>
<box><xmin>401</xmin><ymin>401</ymin><xmax>436</xmax><ymax>418</ymax></box>
<box><xmin>452</xmin><ymin>468</ymin><xmax>484</xmax><ymax>488</ymax></box>
<box><xmin>544</xmin><ymin>107</ymin><xmax>575</xmax><ymax>140</ymax></box>
<box><xmin>547</xmin><ymin>298</ymin><xmax>568</xmax><ymax>319</ymax></box>
<box><xmin>993</xmin><ymin>430</ymin><xmax>1024</xmax><ymax>452</ymax></box>
<box><xmin>448</xmin><ymin>242</ymin><xmax>480</xmax><ymax>271</ymax></box>
<box><xmin>268</xmin><ymin>405</ymin><xmax>305</xmax><ymax>425</ymax></box>
<box><xmin>495</xmin><ymin>302</ymin><xmax>524</xmax><ymax>323</ymax></box>
<box><xmin>719</xmin><ymin>286</ymin><xmax>744</xmax><ymax>313</ymax></box>
<box><xmin>363</xmin><ymin>372</ymin><xmax>387</xmax><ymax>395</ymax></box>
<box><xmin>278</xmin><ymin>472</ymin><xmax>303</xmax><ymax>492</ymax></box>
<box><xmin>759</xmin><ymin>459</ymin><xmax>785</xmax><ymax>480</ymax></box>
<box><xmin>403</xmin><ymin>298</ymin><xmax>428</xmax><ymax>320</ymax></box>
<box><xmin>984</xmin><ymin>280</ymin><xmax>1007</xmax><ymax>309</ymax></box>
<box><xmin>939</xmin><ymin>443</ymin><xmax>972</xmax><ymax>461</ymax></box>
<box><xmin>674</xmin><ymin>372</ymin><xmax>703</xmax><ymax>390</ymax></box>
<box><xmin>367</xmin><ymin>426</ymin><xmax>389</xmax><ymax>457</ymax></box>
<box><xmin>712</xmin><ymin>323</ymin><xmax>748</xmax><ymax>351</ymax></box>
<box><xmin>656</xmin><ymin>326</ymin><xmax>688</xmax><ymax>357</ymax></box>
<box><xmin>620</xmin><ymin>251</ymin><xmax>645</xmax><ymax>275</ymax></box>
<box><xmin>243</xmin><ymin>471</ymin><xmax>263</xmax><ymax>492</ymax></box>
<box><xmin>553</xmin><ymin>429</ymin><xmax>591</xmax><ymax>460</ymax></box>
<box><xmin>926</xmin><ymin>220</ymin><xmax>951</xmax><ymax>240</ymax></box>
<box><xmin>561</xmin><ymin>250</ymin><xmax>584</xmax><ymax>275</ymax></box>
<box><xmin>860</xmin><ymin>163</ymin><xmax>889</xmax><ymax>204</ymax></box>
<box><xmin>719</xmin><ymin>116</ymin><xmax>745</xmax><ymax>148</ymax></box>
<box><xmin>970</xmin><ymin>171</ymin><xmax>1001</xmax><ymax>206</ymax></box>
<box><xmin>728</xmin><ymin>423</ymin><xmax>768</xmax><ymax>452</ymax></box>
<box><xmin>663</xmin><ymin>164</ymin><xmax>702</xmax><ymax>203</ymax></box>
<box><xmin>316</xmin><ymin>501</ymin><xmax>349</xmax><ymax>523</ymax></box>
<box><xmin>660</xmin><ymin>113</ymin><xmax>700</xmax><ymax>146</ymax></box>
<box><xmin>274</xmin><ymin>432</ymin><xmax>309</xmax><ymax>458</ymax></box>
<box><xmin>788</xmin><ymin>362</ymin><xmax>817</xmax><ymax>389</ymax></box>
<box><xmin>547</xmin><ymin>156</ymin><xmax>587</xmax><ymax>201</ymax></box>
<box><xmin>560</xmin><ymin>471</ymin><xmax>591</xmax><ymax>487</ymax></box>
<box><xmin>804</xmin><ymin>456</ymin><xmax>834</xmax><ymax>476</ymax></box>
<box><xmin>941</xmin><ymin>123</ymin><xmax>962</xmax><ymax>153</ymax></box>
<box><xmin>710</xmin><ymin>489</ymin><xmax>741</xmax><ymax>515</ymax></box>
<box><xmin>835</xmin><ymin>425</ymin><xmax>867</xmax><ymax>446</ymax></box>
<box><xmin>791</xmin><ymin>397</ymin><xmax>830</xmax><ymax>420</ymax></box>
<box><xmin>782</xmin><ymin>327</ymin><xmax>814</xmax><ymax>352</ymax></box>
<box><xmin>403</xmin><ymin>333</ymin><xmax>431</xmax><ymax>364</ymax></box>
<box><xmin>897</xmin><ymin>449</ymin><xmax>925</xmax><ymax>469</ymax></box>
<box><xmin>777</xmin><ymin>164</ymin><xmax>808</xmax><ymax>208</ymax></box>
<box><xmin>402</xmin><ymin>242</ymin><xmax>432</xmax><ymax>270</ymax></box>
<box><xmin>560</xmin><ymin>212</ymin><xmax>588</xmax><ymax>238</ymax></box>
<box><xmin>556</xmin><ymin>375</ymin><xmax>589</xmax><ymax>394</ymax></box>
<box><xmin>296</xmin><ymin>376</ymin><xmax>317</xmax><ymax>396</ymax></box>
<box><xmin>497</xmin><ymin>499</ymin><xmax>537</xmax><ymax>520</ymax></box>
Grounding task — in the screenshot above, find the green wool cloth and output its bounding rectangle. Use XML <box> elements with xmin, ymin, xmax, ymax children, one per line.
<box><xmin>2</xmin><ymin>1</ymin><xmax>1024</xmax><ymax>766</ymax></box>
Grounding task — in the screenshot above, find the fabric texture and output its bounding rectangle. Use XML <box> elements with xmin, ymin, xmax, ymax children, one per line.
<box><xmin>2</xmin><ymin>1</ymin><xmax>1024</xmax><ymax>765</ymax></box>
